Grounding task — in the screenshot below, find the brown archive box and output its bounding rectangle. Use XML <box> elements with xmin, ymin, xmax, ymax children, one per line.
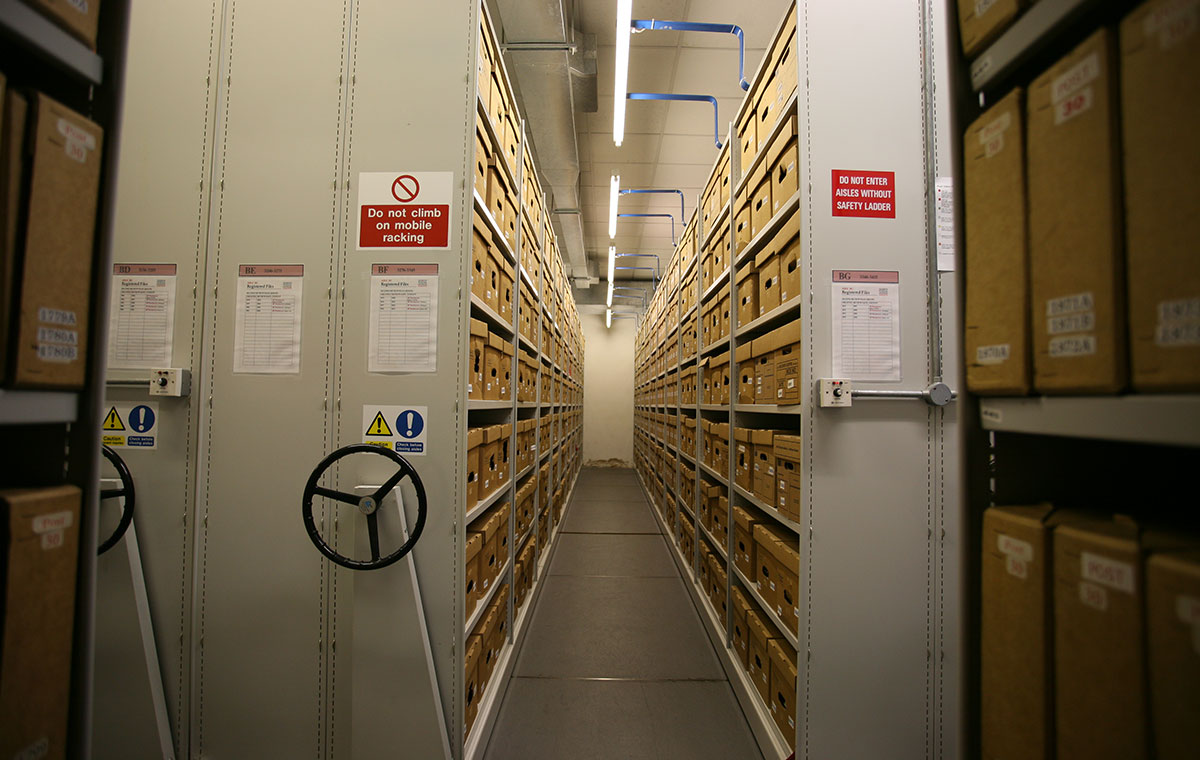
<box><xmin>768</xmin><ymin>638</ymin><xmax>798</xmax><ymax>740</ymax></box>
<box><xmin>1121</xmin><ymin>0</ymin><xmax>1200</xmax><ymax>390</ymax></box>
<box><xmin>965</xmin><ymin>89</ymin><xmax>1031</xmax><ymax>395</ymax></box>
<box><xmin>746</xmin><ymin>605</ymin><xmax>780</xmax><ymax>705</ymax></box>
<box><xmin>468</xmin><ymin>318</ymin><xmax>488</xmax><ymax>400</ymax></box>
<box><xmin>736</xmin><ymin>343</ymin><xmax>755</xmax><ymax>404</ymax></box>
<box><xmin>28</xmin><ymin>0</ymin><xmax>102</xmax><ymax>49</ymax></box>
<box><xmin>770</xmin><ymin>320</ymin><xmax>802</xmax><ymax>404</ymax></box>
<box><xmin>956</xmin><ymin>0</ymin><xmax>1023</xmax><ymax>57</ymax></box>
<box><xmin>981</xmin><ymin>504</ymin><xmax>1061</xmax><ymax>760</ymax></box>
<box><xmin>773</xmin><ymin>434</ymin><xmax>802</xmax><ymax>522</ymax></box>
<box><xmin>1145</xmin><ymin>550</ymin><xmax>1200</xmax><ymax>759</ymax></box>
<box><xmin>0</xmin><ymin>85</ymin><xmax>28</xmax><ymax>375</ymax></box>
<box><xmin>1028</xmin><ymin>29</ymin><xmax>1126</xmax><ymax>393</ymax></box>
<box><xmin>5</xmin><ymin>94</ymin><xmax>103</xmax><ymax>388</ymax></box>
<box><xmin>466</xmin><ymin>426</ymin><xmax>484</xmax><ymax>508</ymax></box>
<box><xmin>732</xmin><ymin>586</ymin><xmax>752</xmax><ymax>668</ymax></box>
<box><xmin>471</xmin><ymin>211</ymin><xmax>492</xmax><ymax>304</ymax></box>
<box><xmin>0</xmin><ymin>486</ymin><xmax>82</xmax><ymax>760</ymax></box>
<box><xmin>465</xmin><ymin>532</ymin><xmax>483</xmax><ymax>616</ymax></box>
<box><xmin>1053</xmin><ymin>517</ymin><xmax>1148</xmax><ymax>759</ymax></box>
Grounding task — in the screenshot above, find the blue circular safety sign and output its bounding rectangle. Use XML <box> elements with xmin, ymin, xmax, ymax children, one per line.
<box><xmin>395</xmin><ymin>409</ymin><xmax>424</xmax><ymax>439</ymax></box>
<box><xmin>129</xmin><ymin>404</ymin><xmax>156</xmax><ymax>433</ymax></box>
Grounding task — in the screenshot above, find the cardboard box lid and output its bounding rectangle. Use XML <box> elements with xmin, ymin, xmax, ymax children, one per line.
<box><xmin>711</xmin><ymin>351</ymin><xmax>730</xmax><ymax>367</ymax></box>
<box><xmin>768</xmin><ymin>638</ymin><xmax>798</xmax><ymax>680</ymax></box>
<box><xmin>735</xmin><ymin>427</ymin><xmax>752</xmax><ymax>443</ymax></box>
<box><xmin>760</xmin><ymin>526</ymin><xmax>799</xmax><ymax>567</ymax></box>
<box><xmin>746</xmin><ymin>607</ymin><xmax>776</xmax><ymax>642</ymax></box>
<box><xmin>733</xmin><ymin>504</ymin><xmax>759</xmax><ymax>531</ymax></box>
<box><xmin>488</xmin><ymin>333</ymin><xmax>506</xmax><ymax>351</ymax></box>
<box><xmin>766</xmin><ymin>320</ymin><xmax>802</xmax><ymax>352</ymax></box>
<box><xmin>768</xmin><ymin>114</ymin><xmax>798</xmax><ymax>168</ymax></box>
<box><xmin>736</xmin><ymin>264</ymin><xmax>758</xmax><ymax>285</ymax></box>
<box><xmin>732</xmin><ymin>585</ymin><xmax>751</xmax><ymax>615</ymax></box>
<box><xmin>713</xmin><ymin>422</ymin><xmax>730</xmax><ymax>436</ymax></box>
<box><xmin>718</xmin><ymin>282</ymin><xmax>731</xmax><ymax>300</ymax></box>
<box><xmin>499</xmin><ymin>423</ymin><xmax>513</xmax><ymax>437</ymax></box>
<box><xmin>468</xmin><ymin>428</ymin><xmax>485</xmax><ymax>449</ymax></box>
<box><xmin>750</xmin><ymin>429</ymin><xmax>775</xmax><ymax>445</ymax></box>
<box><xmin>466</xmin><ymin>532</ymin><xmax>482</xmax><ymax>560</ymax></box>
<box><xmin>752</xmin><ymin>336</ymin><xmax>776</xmax><ymax>359</ymax></box>
<box><xmin>471</xmin><ymin>318</ymin><xmax>489</xmax><ymax>338</ymax></box>
<box><xmin>483</xmin><ymin>424</ymin><xmax>505</xmax><ymax>443</ymax></box>
<box><xmin>500</xmin><ymin>257</ymin><xmax>514</xmax><ymax>277</ymax></box>
<box><xmin>750</xmin><ymin>156</ymin><xmax>770</xmax><ymax>192</ymax></box>
<box><xmin>774</xmin><ymin>434</ymin><xmax>803</xmax><ymax>462</ymax></box>
<box><xmin>684</xmin><ymin>416</ymin><xmax>697</xmax><ymax>429</ymax></box>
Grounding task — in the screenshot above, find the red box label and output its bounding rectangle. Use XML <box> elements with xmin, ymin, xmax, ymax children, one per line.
<box><xmin>359</xmin><ymin>204</ymin><xmax>450</xmax><ymax>248</ymax></box>
<box><xmin>831</xmin><ymin>170</ymin><xmax>895</xmax><ymax>219</ymax></box>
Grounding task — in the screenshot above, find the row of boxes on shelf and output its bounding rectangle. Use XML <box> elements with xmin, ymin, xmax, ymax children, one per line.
<box><xmin>964</xmin><ymin>7</ymin><xmax>1199</xmax><ymax>394</ymax></box>
<box><xmin>464</xmin><ymin>579</ymin><xmax>509</xmax><ymax>739</ymax></box>
<box><xmin>0</xmin><ymin>85</ymin><xmax>105</xmax><ymax>389</ymax></box>
<box><xmin>466</xmin><ymin>499</ymin><xmax>511</xmax><ymax>619</ymax></box>
<box><xmin>981</xmin><ymin>507</ymin><xmax>1199</xmax><ymax>759</ymax></box>
<box><xmin>735</xmin><ymin>4</ymin><xmax>798</xmax><ymax>180</ymax></box>
<box><xmin>476</xmin><ymin>10</ymin><xmax>519</xmax><ymax>182</ymax></box>
<box><xmin>466</xmin><ymin>424</ymin><xmax>512</xmax><ymax>509</ymax></box>
<box><xmin>700</xmin><ymin>425</ymin><xmax>803</xmax><ymax>524</ymax></box>
<box><xmin>733</xmin><ymin>581</ymin><xmax>798</xmax><ymax>743</ymax></box>
<box><xmin>734</xmin><ymin>115</ymin><xmax>798</xmax><ymax>256</ymax></box>
<box><xmin>468</xmin><ymin>319</ymin><xmax>512</xmax><ymax>401</ymax></box>
<box><xmin>470</xmin><ymin>212</ymin><xmax>515</xmax><ymax>320</ymax></box>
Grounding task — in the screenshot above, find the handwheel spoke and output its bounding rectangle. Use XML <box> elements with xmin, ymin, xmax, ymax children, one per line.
<box><xmin>373</xmin><ymin>468</ymin><xmax>408</xmax><ymax>502</ymax></box>
<box><xmin>100</xmin><ymin>488</ymin><xmax>126</xmax><ymax>499</ymax></box>
<box><xmin>366</xmin><ymin>511</ymin><xmax>381</xmax><ymax>561</ymax></box>
<box><xmin>313</xmin><ymin>486</ymin><xmax>362</xmax><ymax>507</ymax></box>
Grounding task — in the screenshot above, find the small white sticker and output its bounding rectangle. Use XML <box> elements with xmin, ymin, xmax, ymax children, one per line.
<box><xmin>1080</xmin><ymin>581</ymin><xmax>1108</xmax><ymax>611</ymax></box>
<box><xmin>1048</xmin><ymin>312</ymin><xmax>1095</xmax><ymax>335</ymax></box>
<box><xmin>1047</xmin><ymin>292</ymin><xmax>1094</xmax><ymax>317</ymax></box>
<box><xmin>975</xmin><ymin>0</ymin><xmax>998</xmax><ymax>16</ymax></box>
<box><xmin>980</xmin><ymin>406</ymin><xmax>1004</xmax><ymax>425</ymax></box>
<box><xmin>976</xmin><ymin>344</ymin><xmax>1010</xmax><ymax>365</ymax></box>
<box><xmin>1155</xmin><ymin>321</ymin><xmax>1200</xmax><ymax>347</ymax></box>
<box><xmin>971</xmin><ymin>55</ymin><xmax>993</xmax><ymax>82</ymax></box>
<box><xmin>1144</xmin><ymin>0</ymin><xmax>1199</xmax><ymax>49</ymax></box>
<box><xmin>38</xmin><ymin>307</ymin><xmax>77</xmax><ymax>326</ymax></box>
<box><xmin>997</xmin><ymin>533</ymin><xmax>1033</xmax><ymax>562</ymax></box>
<box><xmin>65</xmin><ymin>0</ymin><xmax>88</xmax><ymax>12</ymax></box>
<box><xmin>14</xmin><ymin>736</ymin><xmax>49</xmax><ymax>760</ymax></box>
<box><xmin>32</xmin><ymin>511</ymin><xmax>74</xmax><ymax>534</ymax></box>
<box><xmin>1051</xmin><ymin>53</ymin><xmax>1100</xmax><ymax>103</ymax></box>
<box><xmin>1054</xmin><ymin>87</ymin><xmax>1094</xmax><ymax>125</ymax></box>
<box><xmin>1158</xmin><ymin>297</ymin><xmax>1200</xmax><ymax>323</ymax></box>
<box><xmin>1049</xmin><ymin>335</ymin><xmax>1096</xmax><ymax>358</ymax></box>
<box><xmin>41</xmin><ymin>531</ymin><xmax>65</xmax><ymax>550</ymax></box>
<box><xmin>1005</xmin><ymin>555</ymin><xmax>1028</xmax><ymax>579</ymax></box>
<box><xmin>1081</xmin><ymin>551</ymin><xmax>1136</xmax><ymax>594</ymax></box>
<box><xmin>983</xmin><ymin>133</ymin><xmax>1005</xmax><ymax>159</ymax></box>
<box><xmin>37</xmin><ymin>326</ymin><xmax>78</xmax><ymax>345</ymax></box>
<box><xmin>57</xmin><ymin>119</ymin><xmax>96</xmax><ymax>150</ymax></box>
<box><xmin>977</xmin><ymin>111</ymin><xmax>1011</xmax><ymax>144</ymax></box>
<box><xmin>36</xmin><ymin>344</ymin><xmax>78</xmax><ymax>362</ymax></box>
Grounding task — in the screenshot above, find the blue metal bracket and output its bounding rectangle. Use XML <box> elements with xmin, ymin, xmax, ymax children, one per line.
<box><xmin>620</xmin><ymin>188</ymin><xmax>686</xmax><ymax>225</ymax></box>
<box><xmin>618</xmin><ymin>213</ymin><xmax>676</xmax><ymax>245</ymax></box>
<box><xmin>627</xmin><ymin>92</ymin><xmax>722</xmax><ymax>149</ymax></box>
<box><xmin>631</xmin><ymin>19</ymin><xmax>750</xmax><ymax>91</ymax></box>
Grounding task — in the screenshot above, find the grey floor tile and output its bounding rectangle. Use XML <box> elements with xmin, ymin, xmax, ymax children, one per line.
<box><xmin>548</xmin><ymin>533</ymin><xmax>677</xmax><ymax>578</ymax></box>
<box><xmin>482</xmin><ymin>679</ymin><xmax>764</xmax><ymax>760</ymax></box>
<box><xmin>573</xmin><ymin>484</ymin><xmax>648</xmax><ymax>502</ymax></box>
<box><xmin>513</xmin><ymin>575</ymin><xmax>724</xmax><ymax>680</ymax></box>
<box><xmin>560</xmin><ymin>499</ymin><xmax>659</xmax><ymax>534</ymax></box>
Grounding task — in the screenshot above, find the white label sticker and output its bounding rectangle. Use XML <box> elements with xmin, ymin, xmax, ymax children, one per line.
<box><xmin>983</xmin><ymin>133</ymin><xmax>1005</xmax><ymax>159</ymax></box>
<box><xmin>980</xmin><ymin>406</ymin><xmax>1003</xmax><ymax>425</ymax></box>
<box><xmin>38</xmin><ymin>307</ymin><xmax>77</xmax><ymax>326</ymax></box>
<box><xmin>975</xmin><ymin>0</ymin><xmax>998</xmax><ymax>17</ymax></box>
<box><xmin>1055</xmin><ymin>87</ymin><xmax>1094</xmax><ymax>125</ymax></box>
<box><xmin>971</xmin><ymin>55</ymin><xmax>993</xmax><ymax>82</ymax></box>
<box><xmin>65</xmin><ymin>138</ymin><xmax>88</xmax><ymax>163</ymax></box>
<box><xmin>997</xmin><ymin>533</ymin><xmax>1033</xmax><ymax>562</ymax></box>
<box><xmin>1006</xmin><ymin>555</ymin><xmax>1028</xmax><ymax>579</ymax></box>
<box><xmin>1052</xmin><ymin>53</ymin><xmax>1100</xmax><ymax>103</ymax></box>
<box><xmin>1049</xmin><ymin>335</ymin><xmax>1096</xmax><ymax>358</ymax></box>
<box><xmin>1048</xmin><ymin>312</ymin><xmax>1095</xmax><ymax>335</ymax></box>
<box><xmin>32</xmin><ymin>511</ymin><xmax>74</xmax><ymax>534</ymax></box>
<box><xmin>977</xmin><ymin>111</ymin><xmax>1011</xmax><ymax>144</ymax></box>
<box><xmin>1158</xmin><ymin>297</ymin><xmax>1200</xmax><ymax>323</ymax></box>
<box><xmin>41</xmin><ymin>531</ymin><xmax>65</xmax><ymax>550</ymax></box>
<box><xmin>37</xmin><ymin>326</ymin><xmax>78</xmax><ymax>345</ymax></box>
<box><xmin>1081</xmin><ymin>551</ymin><xmax>1136</xmax><ymax>594</ymax></box>
<box><xmin>1080</xmin><ymin>581</ymin><xmax>1108</xmax><ymax>611</ymax></box>
<box><xmin>1155</xmin><ymin>321</ymin><xmax>1200</xmax><ymax>347</ymax></box>
<box><xmin>14</xmin><ymin>736</ymin><xmax>49</xmax><ymax>760</ymax></box>
<box><xmin>36</xmin><ymin>344</ymin><xmax>77</xmax><ymax>362</ymax></box>
<box><xmin>1047</xmin><ymin>292</ymin><xmax>1094</xmax><ymax>317</ymax></box>
<box><xmin>57</xmin><ymin>119</ymin><xmax>96</xmax><ymax>150</ymax></box>
<box><xmin>1144</xmin><ymin>0</ymin><xmax>1199</xmax><ymax>49</ymax></box>
<box><xmin>65</xmin><ymin>0</ymin><xmax>88</xmax><ymax>12</ymax></box>
<box><xmin>976</xmin><ymin>344</ymin><xmax>1010</xmax><ymax>365</ymax></box>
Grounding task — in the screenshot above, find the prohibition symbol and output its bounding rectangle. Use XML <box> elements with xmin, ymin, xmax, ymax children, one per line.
<box><xmin>391</xmin><ymin>175</ymin><xmax>420</xmax><ymax>203</ymax></box>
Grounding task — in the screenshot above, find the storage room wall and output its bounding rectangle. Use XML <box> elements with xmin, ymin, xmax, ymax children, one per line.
<box><xmin>581</xmin><ymin>312</ymin><xmax>635</xmax><ymax>466</ymax></box>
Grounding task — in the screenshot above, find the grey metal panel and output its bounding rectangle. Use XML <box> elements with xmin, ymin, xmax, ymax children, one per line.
<box><xmin>94</xmin><ymin>3</ymin><xmax>222</xmax><ymax>756</ymax></box>
<box><xmin>193</xmin><ymin>1</ymin><xmax>350</xmax><ymax>757</ymax></box>
<box><xmin>798</xmin><ymin>0</ymin><xmax>958</xmax><ymax>756</ymax></box>
<box><xmin>333</xmin><ymin>0</ymin><xmax>476</xmax><ymax>754</ymax></box>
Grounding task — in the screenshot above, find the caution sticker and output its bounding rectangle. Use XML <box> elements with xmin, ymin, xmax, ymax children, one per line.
<box><xmin>101</xmin><ymin>402</ymin><xmax>159</xmax><ymax>450</ymax></box>
<box><xmin>362</xmin><ymin>405</ymin><xmax>428</xmax><ymax>456</ymax></box>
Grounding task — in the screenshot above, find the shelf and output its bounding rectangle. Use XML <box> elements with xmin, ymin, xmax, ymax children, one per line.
<box><xmin>465</xmin><ymin>556</ymin><xmax>513</xmax><ymax>636</ymax></box>
<box><xmin>736</xmin><ymin>294</ymin><xmax>802</xmax><ymax>339</ymax></box>
<box><xmin>734</xmin><ymin>403</ymin><xmax>803</xmax><ymax>416</ymax></box>
<box><xmin>467</xmin><ymin>399</ymin><xmax>511</xmax><ymax>411</ymax></box>
<box><xmin>732</xmin><ymin>484</ymin><xmax>802</xmax><ymax>536</ymax></box>
<box><xmin>516</xmin><ymin>464</ymin><xmax>534</xmax><ymax>482</ymax></box>
<box><xmin>700</xmin><ymin>525</ymin><xmax>728</xmax><ymax>561</ymax></box>
<box><xmin>518</xmin><ymin>265</ymin><xmax>539</xmax><ymax>300</ymax></box>
<box><xmin>0</xmin><ymin>389</ymin><xmax>79</xmax><ymax>424</ymax></box>
<box><xmin>732</xmin><ymin>566</ymin><xmax>800</xmax><ymax>650</ymax></box>
<box><xmin>968</xmin><ymin>0</ymin><xmax>1097</xmax><ymax>92</ymax></box>
<box><xmin>466</xmin><ymin>482</ymin><xmax>513</xmax><ymax>526</ymax></box>
<box><xmin>732</xmin><ymin>89</ymin><xmax>800</xmax><ymax>199</ymax></box>
<box><xmin>469</xmin><ymin>293</ymin><xmax>514</xmax><ymax>336</ymax></box>
<box><xmin>700</xmin><ymin>462</ymin><xmax>728</xmax><ymax>484</ymax></box>
<box><xmin>681</xmin><ymin>353</ymin><xmax>698</xmax><ymax>366</ymax></box>
<box><xmin>517</xmin><ymin>335</ymin><xmax>538</xmax><ymax>357</ymax></box>
<box><xmin>472</xmin><ymin>189</ymin><xmax>518</xmax><ymax>266</ymax></box>
<box><xmin>517</xmin><ymin>402</ymin><xmax>538</xmax><ymax>410</ymax></box>
<box><xmin>682</xmin><ymin>304</ymin><xmax>698</xmax><ymax>322</ymax></box>
<box><xmin>680</xmin><ymin>450</ymin><xmax>696</xmax><ymax>466</ymax></box>
<box><xmin>540</xmin><ymin>448</ymin><xmax>551</xmax><ymax>462</ymax></box>
<box><xmin>476</xmin><ymin>96</ymin><xmax>518</xmax><ymax>193</ymax></box>
<box><xmin>978</xmin><ymin>395</ymin><xmax>1200</xmax><ymax>447</ymax></box>
<box><xmin>700</xmin><ymin>338</ymin><xmax>729</xmax><ymax>357</ymax></box>
<box><xmin>733</xmin><ymin>191</ymin><xmax>800</xmax><ymax>270</ymax></box>
<box><xmin>700</xmin><ymin>404</ymin><xmax>727</xmax><ymax>412</ymax></box>
<box><xmin>700</xmin><ymin>268</ymin><xmax>730</xmax><ymax>305</ymax></box>
<box><xmin>699</xmin><ymin>205</ymin><xmax>731</xmax><ymax>252</ymax></box>
<box><xmin>0</xmin><ymin>0</ymin><xmax>104</xmax><ymax>84</ymax></box>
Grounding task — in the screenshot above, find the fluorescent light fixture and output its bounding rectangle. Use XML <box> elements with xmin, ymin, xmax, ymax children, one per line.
<box><xmin>608</xmin><ymin>175</ymin><xmax>620</xmax><ymax>239</ymax></box>
<box><xmin>607</xmin><ymin>245</ymin><xmax>616</xmax><ymax>285</ymax></box>
<box><xmin>613</xmin><ymin>0</ymin><xmax>632</xmax><ymax>146</ymax></box>
<box><xmin>606</xmin><ymin>307</ymin><xmax>612</xmax><ymax>328</ymax></box>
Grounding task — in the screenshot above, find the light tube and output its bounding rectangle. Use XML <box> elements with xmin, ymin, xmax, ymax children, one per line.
<box><xmin>613</xmin><ymin>0</ymin><xmax>632</xmax><ymax>146</ymax></box>
<box><xmin>606</xmin><ymin>307</ymin><xmax>612</xmax><ymax>328</ymax></box>
<box><xmin>608</xmin><ymin>175</ymin><xmax>620</xmax><ymax>239</ymax></box>
<box><xmin>607</xmin><ymin>245</ymin><xmax>616</xmax><ymax>291</ymax></box>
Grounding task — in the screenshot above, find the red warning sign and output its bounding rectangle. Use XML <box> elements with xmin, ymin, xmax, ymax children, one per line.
<box><xmin>357</xmin><ymin>172</ymin><xmax>453</xmax><ymax>249</ymax></box>
<box><xmin>832</xmin><ymin>170</ymin><xmax>896</xmax><ymax>219</ymax></box>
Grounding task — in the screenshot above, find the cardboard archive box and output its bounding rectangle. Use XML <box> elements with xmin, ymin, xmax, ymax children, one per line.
<box><xmin>768</xmin><ymin>638</ymin><xmax>798</xmax><ymax>739</ymax></box>
<box><xmin>466</xmin><ymin>427</ymin><xmax>484</xmax><ymax>508</ymax></box>
<box><xmin>956</xmin><ymin>0</ymin><xmax>1024</xmax><ymax>57</ymax></box>
<box><xmin>965</xmin><ymin>89</ymin><xmax>1031</xmax><ymax>395</ymax></box>
<box><xmin>1145</xmin><ymin>550</ymin><xmax>1200</xmax><ymax>759</ymax></box>
<box><xmin>746</xmin><ymin>604</ymin><xmax>780</xmax><ymax>704</ymax></box>
<box><xmin>732</xmin><ymin>586</ymin><xmax>752</xmax><ymax>668</ymax></box>
<box><xmin>1027</xmin><ymin>29</ymin><xmax>1126</xmax><ymax>393</ymax></box>
<box><xmin>465</xmin><ymin>532</ymin><xmax>482</xmax><ymax>617</ymax></box>
<box><xmin>0</xmin><ymin>486</ymin><xmax>82</xmax><ymax>760</ymax></box>
<box><xmin>464</xmin><ymin>634</ymin><xmax>482</xmax><ymax>735</ymax></box>
<box><xmin>773</xmin><ymin>434</ymin><xmax>802</xmax><ymax>522</ymax></box>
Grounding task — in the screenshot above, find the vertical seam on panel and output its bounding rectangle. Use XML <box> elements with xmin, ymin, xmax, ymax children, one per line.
<box><xmin>918</xmin><ymin>1</ymin><xmax>935</xmax><ymax>755</ymax></box>
<box><xmin>802</xmin><ymin>2</ymin><xmax>812</xmax><ymax>756</ymax></box>
<box><xmin>198</xmin><ymin>0</ymin><xmax>238</xmax><ymax>751</ymax></box>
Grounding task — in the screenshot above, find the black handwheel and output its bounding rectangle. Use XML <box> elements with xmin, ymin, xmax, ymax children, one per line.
<box><xmin>98</xmin><ymin>444</ymin><xmax>136</xmax><ymax>555</ymax></box>
<box><xmin>301</xmin><ymin>443</ymin><xmax>428</xmax><ymax>571</ymax></box>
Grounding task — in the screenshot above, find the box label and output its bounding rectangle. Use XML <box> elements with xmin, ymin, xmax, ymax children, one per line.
<box><xmin>1081</xmin><ymin>551</ymin><xmax>1135</xmax><ymax>594</ymax></box>
<box><xmin>1051</xmin><ymin>53</ymin><xmax>1100</xmax><ymax>104</ymax></box>
<box><xmin>997</xmin><ymin>533</ymin><xmax>1033</xmax><ymax>562</ymax></box>
<box><xmin>1054</xmin><ymin>86</ymin><xmax>1093</xmax><ymax>125</ymax></box>
<box><xmin>1144</xmin><ymin>0</ymin><xmax>1199</xmax><ymax>50</ymax></box>
<box><xmin>976</xmin><ymin>344</ymin><xmax>1010</xmax><ymax>365</ymax></box>
<box><xmin>831</xmin><ymin>170</ymin><xmax>896</xmax><ymax>218</ymax></box>
<box><xmin>1005</xmin><ymin>555</ymin><xmax>1028</xmax><ymax>579</ymax></box>
<box><xmin>1048</xmin><ymin>312</ymin><xmax>1095</xmax><ymax>335</ymax></box>
<box><xmin>983</xmin><ymin>133</ymin><xmax>1005</xmax><ymax>158</ymax></box>
<box><xmin>32</xmin><ymin>511</ymin><xmax>74</xmax><ymax>534</ymax></box>
<box><xmin>1046</xmin><ymin>292</ymin><xmax>1094</xmax><ymax>316</ymax></box>
<box><xmin>974</xmin><ymin>0</ymin><xmax>998</xmax><ymax>17</ymax></box>
<box><xmin>1049</xmin><ymin>335</ymin><xmax>1096</xmax><ymax>358</ymax></box>
<box><xmin>1079</xmin><ymin>581</ymin><xmax>1108</xmax><ymax>611</ymax></box>
<box><xmin>977</xmin><ymin>111</ymin><xmax>1011</xmax><ymax>145</ymax></box>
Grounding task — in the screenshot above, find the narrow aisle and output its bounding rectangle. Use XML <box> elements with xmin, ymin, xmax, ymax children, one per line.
<box><xmin>484</xmin><ymin>467</ymin><xmax>763</xmax><ymax>760</ymax></box>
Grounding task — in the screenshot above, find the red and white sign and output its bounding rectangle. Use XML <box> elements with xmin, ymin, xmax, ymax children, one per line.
<box><xmin>832</xmin><ymin>169</ymin><xmax>896</xmax><ymax>219</ymax></box>
<box><xmin>357</xmin><ymin>171</ymin><xmax>453</xmax><ymax>250</ymax></box>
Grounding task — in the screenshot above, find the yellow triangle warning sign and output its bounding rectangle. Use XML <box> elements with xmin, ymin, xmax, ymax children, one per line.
<box><xmin>102</xmin><ymin>406</ymin><xmax>126</xmax><ymax>431</ymax></box>
<box><xmin>365</xmin><ymin>412</ymin><xmax>393</xmax><ymax>437</ymax></box>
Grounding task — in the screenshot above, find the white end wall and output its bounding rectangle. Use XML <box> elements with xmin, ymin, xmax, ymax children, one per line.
<box><xmin>581</xmin><ymin>312</ymin><xmax>635</xmax><ymax>466</ymax></box>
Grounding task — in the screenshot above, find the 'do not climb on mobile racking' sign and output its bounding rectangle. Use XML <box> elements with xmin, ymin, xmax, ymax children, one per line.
<box><xmin>357</xmin><ymin>172</ymin><xmax>453</xmax><ymax>250</ymax></box>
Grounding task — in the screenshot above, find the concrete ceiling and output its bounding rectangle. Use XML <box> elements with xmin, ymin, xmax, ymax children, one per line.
<box><xmin>494</xmin><ymin>0</ymin><xmax>789</xmax><ymax>296</ymax></box>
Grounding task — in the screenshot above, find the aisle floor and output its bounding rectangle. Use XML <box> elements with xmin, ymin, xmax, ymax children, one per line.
<box><xmin>483</xmin><ymin>467</ymin><xmax>764</xmax><ymax>760</ymax></box>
